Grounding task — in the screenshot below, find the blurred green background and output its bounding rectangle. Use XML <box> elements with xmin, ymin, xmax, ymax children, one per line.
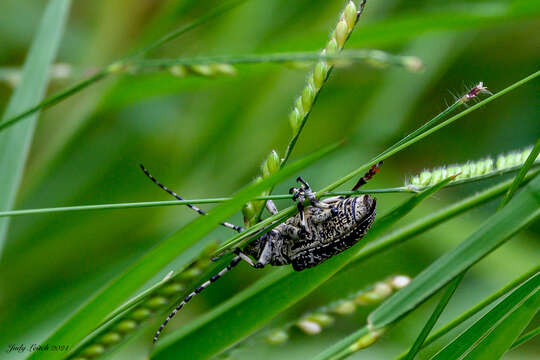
<box><xmin>0</xmin><ymin>0</ymin><xmax>538</xmax><ymax>359</ymax></box>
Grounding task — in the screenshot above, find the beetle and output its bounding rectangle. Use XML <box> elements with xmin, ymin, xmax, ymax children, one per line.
<box><xmin>140</xmin><ymin>162</ymin><xmax>381</xmax><ymax>343</ymax></box>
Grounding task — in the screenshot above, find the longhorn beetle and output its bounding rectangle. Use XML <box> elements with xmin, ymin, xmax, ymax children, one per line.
<box><xmin>140</xmin><ymin>162</ymin><xmax>381</xmax><ymax>343</ymax></box>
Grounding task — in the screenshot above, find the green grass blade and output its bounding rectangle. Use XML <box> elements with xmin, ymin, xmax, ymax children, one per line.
<box><xmin>318</xmin><ymin>70</ymin><xmax>540</xmax><ymax>194</ymax></box>
<box><xmin>403</xmin><ymin>273</ymin><xmax>464</xmax><ymax>360</ymax></box>
<box><xmin>498</xmin><ymin>137</ymin><xmax>540</xmax><ymax>209</ymax></box>
<box><xmin>431</xmin><ymin>272</ymin><xmax>540</xmax><ymax>360</ymax></box>
<box><xmin>2</xmin><ymin>164</ymin><xmax>536</xmax><ymax>220</ymax></box>
<box><xmin>0</xmin><ymin>0</ymin><xmax>71</xmax><ymax>255</ymax></box>
<box><xmin>325</xmin><ymin>173</ymin><xmax>539</xmax><ymax>359</ymax></box>
<box><xmin>350</xmin><ymin>170</ymin><xmax>540</xmax><ymax>269</ymax></box>
<box><xmin>150</xmin><ymin>178</ymin><xmax>452</xmax><ymax>359</ymax></box>
<box><xmin>510</xmin><ymin>326</ymin><xmax>540</xmax><ymax>350</ymax></box>
<box><xmin>0</xmin><ymin>0</ymin><xmax>244</xmax><ymax>135</ymax></box>
<box><xmin>0</xmin><ymin>70</ymin><xmax>108</xmax><ymax>135</ymax></box>
<box><xmin>0</xmin><ymin>188</ymin><xmax>412</xmax><ymax>219</ymax></box>
<box><xmin>317</xmin><ymin>326</ymin><xmax>369</xmax><ymax>360</ymax></box>
<box><xmin>26</xmin><ymin>142</ymin><xmax>340</xmax><ymax>360</ymax></box>
<box><xmin>368</xmin><ymin>176</ymin><xmax>540</xmax><ymax>330</ymax></box>
<box><xmin>394</xmin><ymin>265</ymin><xmax>540</xmax><ymax>359</ymax></box>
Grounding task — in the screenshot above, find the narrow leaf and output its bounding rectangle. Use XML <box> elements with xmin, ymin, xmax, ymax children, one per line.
<box><xmin>349</xmin><ymin>169</ymin><xmax>540</xmax><ymax>269</ymax></box>
<box><xmin>403</xmin><ymin>273</ymin><xmax>464</xmax><ymax>360</ymax></box>
<box><xmin>394</xmin><ymin>266</ymin><xmax>540</xmax><ymax>359</ymax></box>
<box><xmin>0</xmin><ymin>0</ymin><xmax>71</xmax><ymax>255</ymax></box>
<box><xmin>498</xmin><ymin>137</ymin><xmax>540</xmax><ymax>209</ymax></box>
<box><xmin>431</xmin><ymin>272</ymin><xmax>540</xmax><ymax>360</ymax></box>
<box><xmin>510</xmin><ymin>326</ymin><xmax>540</xmax><ymax>350</ymax></box>
<box><xmin>368</xmin><ymin>176</ymin><xmax>540</xmax><ymax>330</ymax></box>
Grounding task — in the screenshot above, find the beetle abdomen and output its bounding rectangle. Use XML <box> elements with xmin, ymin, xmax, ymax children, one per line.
<box><xmin>291</xmin><ymin>198</ymin><xmax>376</xmax><ymax>271</ymax></box>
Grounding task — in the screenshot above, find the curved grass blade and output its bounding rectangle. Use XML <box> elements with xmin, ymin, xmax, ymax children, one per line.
<box><xmin>394</xmin><ymin>265</ymin><xmax>540</xmax><ymax>359</ymax></box>
<box><xmin>150</xmin><ymin>178</ymin><xmax>452</xmax><ymax>359</ymax></box>
<box><xmin>349</xmin><ymin>169</ymin><xmax>540</xmax><ymax>269</ymax></box>
<box><xmin>318</xmin><ymin>70</ymin><xmax>540</xmax><ymax>194</ymax></box>
<box><xmin>510</xmin><ymin>326</ymin><xmax>540</xmax><ymax>350</ymax></box>
<box><xmin>368</xmin><ymin>175</ymin><xmax>540</xmax><ymax>330</ymax></box>
<box><xmin>431</xmin><ymin>272</ymin><xmax>540</xmax><ymax>360</ymax></box>
<box><xmin>126</xmin><ymin>0</ymin><xmax>247</xmax><ymax>59</ymax></box>
<box><xmin>0</xmin><ymin>0</ymin><xmax>71</xmax><ymax>256</ymax></box>
<box><xmin>498</xmin><ymin>137</ymin><xmax>540</xmax><ymax>209</ymax></box>
<box><xmin>26</xmin><ymin>141</ymin><xmax>340</xmax><ymax>360</ymax></box>
<box><xmin>0</xmin><ymin>188</ymin><xmax>412</xmax><ymax>219</ymax></box>
<box><xmin>403</xmin><ymin>273</ymin><xmax>464</xmax><ymax>360</ymax></box>
<box><xmin>314</xmin><ymin>174</ymin><xmax>539</xmax><ymax>360</ymax></box>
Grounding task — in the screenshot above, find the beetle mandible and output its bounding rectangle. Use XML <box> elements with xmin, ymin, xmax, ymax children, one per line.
<box><xmin>140</xmin><ymin>162</ymin><xmax>381</xmax><ymax>343</ymax></box>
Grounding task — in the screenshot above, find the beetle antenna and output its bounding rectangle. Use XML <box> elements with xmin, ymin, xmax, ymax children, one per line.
<box><xmin>153</xmin><ymin>255</ymin><xmax>242</xmax><ymax>343</ymax></box>
<box><xmin>140</xmin><ymin>164</ymin><xmax>244</xmax><ymax>233</ymax></box>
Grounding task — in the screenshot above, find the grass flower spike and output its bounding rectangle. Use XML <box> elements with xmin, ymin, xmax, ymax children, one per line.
<box><xmin>406</xmin><ymin>146</ymin><xmax>539</xmax><ymax>189</ymax></box>
<box><xmin>286</xmin><ymin>0</ymin><xmax>365</xmax><ymax>137</ymax></box>
<box><xmin>245</xmin><ymin>1</ymin><xmax>367</xmax><ymax>225</ymax></box>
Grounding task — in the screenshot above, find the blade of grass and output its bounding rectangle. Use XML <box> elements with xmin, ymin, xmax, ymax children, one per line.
<box><xmin>2</xmin><ymin>163</ymin><xmax>537</xmax><ymax>219</ymax></box>
<box><xmin>315</xmin><ymin>173</ymin><xmax>539</xmax><ymax>360</ymax></box>
<box><xmin>350</xmin><ymin>169</ymin><xmax>540</xmax><ymax>269</ymax></box>
<box><xmin>0</xmin><ymin>0</ymin><xmax>245</xmax><ymax>134</ymax></box>
<box><xmin>431</xmin><ymin>272</ymin><xmax>540</xmax><ymax>360</ymax></box>
<box><xmin>510</xmin><ymin>326</ymin><xmax>540</xmax><ymax>350</ymax></box>
<box><xmin>394</xmin><ymin>265</ymin><xmax>540</xmax><ymax>359</ymax></box>
<box><xmin>379</xmin><ymin>82</ymin><xmax>491</xmax><ymax>162</ymax></box>
<box><xmin>403</xmin><ymin>273</ymin><xmax>465</xmax><ymax>360</ymax></box>
<box><xmin>319</xmin><ymin>70</ymin><xmax>540</xmax><ymax>194</ymax></box>
<box><xmin>0</xmin><ymin>0</ymin><xmax>71</xmax><ymax>256</ymax></box>
<box><xmin>150</xmin><ymin>178</ymin><xmax>453</xmax><ymax>359</ymax></box>
<box><xmin>67</xmin><ymin>247</ymin><xmax>221</xmax><ymax>360</ymax></box>
<box><xmin>26</xmin><ymin>141</ymin><xmax>340</xmax><ymax>360</ymax></box>
<box><xmin>367</xmin><ymin>175</ymin><xmax>540</xmax><ymax>330</ymax></box>
<box><xmin>317</xmin><ymin>266</ymin><xmax>540</xmax><ymax>360</ymax></box>
<box><xmin>0</xmin><ymin>188</ymin><xmax>413</xmax><ymax>219</ymax></box>
<box><xmin>498</xmin><ymin>137</ymin><xmax>540</xmax><ymax>209</ymax></box>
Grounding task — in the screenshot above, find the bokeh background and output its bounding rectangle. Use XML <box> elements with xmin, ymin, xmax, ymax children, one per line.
<box><xmin>0</xmin><ymin>0</ymin><xmax>539</xmax><ymax>359</ymax></box>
